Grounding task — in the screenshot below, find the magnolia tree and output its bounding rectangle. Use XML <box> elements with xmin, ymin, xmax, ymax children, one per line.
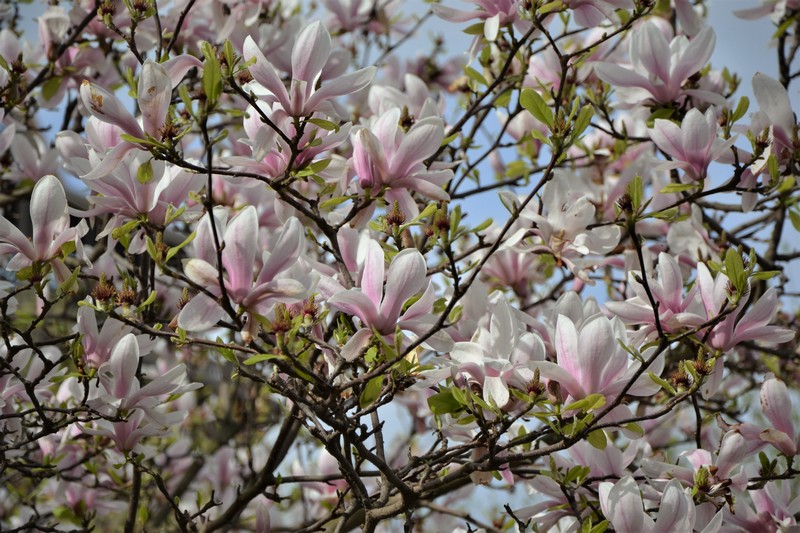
<box><xmin>1</xmin><ymin>0</ymin><xmax>799</xmax><ymax>531</ymax></box>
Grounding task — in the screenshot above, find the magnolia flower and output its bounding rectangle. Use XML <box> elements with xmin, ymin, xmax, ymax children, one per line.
<box><xmin>599</xmin><ymin>476</ymin><xmax>723</xmax><ymax>533</ymax></box>
<box><xmin>0</xmin><ymin>175</ymin><xmax>88</xmax><ymax>281</ymax></box>
<box><xmin>351</xmin><ymin>108</ymin><xmax>452</xmax><ymax>216</ymax></box>
<box><xmin>695</xmin><ymin>263</ymin><xmax>795</xmax><ymax>352</ymax></box>
<box><xmin>78</xmin><ymin>56</ymin><xmax>202</xmax><ymax>179</ymax></box>
<box><xmin>649</xmin><ymin>107</ymin><xmax>736</xmax><ymax>180</ymax></box>
<box><xmin>73</xmin><ymin>149</ymin><xmax>204</xmax><ymax>254</ymax></box>
<box><xmin>605</xmin><ymin>252</ymin><xmax>703</xmax><ymax>340</ymax></box>
<box><xmin>754</xmin><ymin>375</ymin><xmax>800</xmax><ymax>456</ymax></box>
<box><xmin>433</xmin><ymin>0</ymin><xmax>525</xmax><ymax>42</ymax></box>
<box><xmin>178</xmin><ymin>208</ymin><xmax>310</xmax><ymax>342</ymax></box>
<box><xmin>513</xmin><ymin>176</ymin><xmax>621</xmax><ymax>282</ymax></box>
<box><xmin>565</xmin><ymin>0</ymin><xmax>634</xmax><ymax>28</ymax></box>
<box><xmin>447</xmin><ymin>298</ymin><xmax>545</xmax><ymax>408</ymax></box>
<box><xmin>595</xmin><ymin>22</ymin><xmax>723</xmax><ymax>106</ymax></box>
<box><xmin>243</xmin><ymin>21</ymin><xmax>376</xmax><ymax>117</ymax></box>
<box><xmin>327</xmin><ymin>239</ymin><xmax>451</xmax><ymax>360</ymax></box>
<box><xmin>749</xmin><ymin>72</ymin><xmax>796</xmax><ymax>173</ymax></box>
<box><xmin>536</xmin><ymin>314</ymin><xmax>663</xmax><ymax>405</ymax></box>
<box><xmin>76</xmin><ymin>307</ymin><xmax>155</xmax><ymax>369</ymax></box>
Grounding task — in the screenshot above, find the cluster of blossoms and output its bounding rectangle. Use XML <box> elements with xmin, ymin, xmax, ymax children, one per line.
<box><xmin>0</xmin><ymin>0</ymin><xmax>799</xmax><ymax>531</ymax></box>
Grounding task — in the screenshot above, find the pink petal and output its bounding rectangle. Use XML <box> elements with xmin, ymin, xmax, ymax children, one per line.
<box><xmin>761</xmin><ymin>376</ymin><xmax>795</xmax><ymax>437</ymax></box>
<box><xmin>30</xmin><ymin>175</ymin><xmax>68</xmax><ymax>260</ymax></box>
<box><xmin>243</xmin><ymin>36</ymin><xmax>292</xmax><ymax>112</ymax></box>
<box><xmin>360</xmin><ymin>239</ymin><xmax>385</xmax><ymax>310</ymax></box>
<box><xmin>380</xmin><ymin>249</ymin><xmax>426</xmax><ymax>325</ymax></box>
<box><xmin>221</xmin><ymin>206</ymin><xmax>258</xmax><ymax>300</ymax></box>
<box><xmin>635</xmin><ymin>22</ymin><xmax>671</xmax><ymax>84</ymax></box>
<box><xmin>305</xmin><ymin>67</ymin><xmax>376</xmax><ymax>112</ymax></box>
<box><xmin>753</xmin><ymin>72</ymin><xmax>795</xmax><ymax>137</ymax></box>
<box><xmin>390</xmin><ymin>117</ymin><xmax>444</xmax><ymax>178</ymax></box>
<box><xmin>671</xmin><ymin>25</ymin><xmax>715</xmax><ymax>85</ymax></box>
<box><xmin>328</xmin><ymin>290</ymin><xmax>379</xmax><ymax>327</ymax></box>
<box><xmin>291</xmin><ymin>21</ymin><xmax>331</xmax><ymax>87</ymax></box>
<box><xmin>177</xmin><ymin>293</ymin><xmax>226</xmax><ymax>331</ymax></box>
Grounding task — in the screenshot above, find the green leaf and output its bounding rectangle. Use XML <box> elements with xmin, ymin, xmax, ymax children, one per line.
<box><xmin>137</xmin><ymin>159</ymin><xmax>155</xmax><ymax>185</ymax></box>
<box><xmin>428</xmin><ymin>389</ymin><xmax>462</xmax><ymax>415</ymax></box>
<box><xmin>136</xmin><ymin>290</ymin><xmax>158</xmax><ymax>311</ymax></box>
<box><xmin>201</xmin><ymin>41</ymin><xmax>222</xmax><ymax>106</ymax></box>
<box><xmin>572</xmin><ymin>104</ymin><xmax>594</xmax><ymax>140</ymax></box>
<box><xmin>111</xmin><ymin>219</ymin><xmax>141</xmax><ymax>241</ymax></box>
<box><xmin>42</xmin><ymin>76</ymin><xmax>62</xmax><ymax>101</ymax></box>
<box><xmin>648</xmin><ymin>371</ymin><xmax>677</xmax><ymax>396</ymax></box>
<box><xmin>627</xmin><ymin>175</ymin><xmax>643</xmax><ymax>210</ymax></box>
<box><xmin>56</xmin><ymin>267</ymin><xmax>81</xmax><ymax>298</ymax></box>
<box><xmin>539</xmin><ymin>0</ymin><xmax>565</xmax><ymax>14</ymax></box>
<box><xmin>464</xmin><ymin>66</ymin><xmax>488</xmax><ymax>86</ymax></box>
<box><xmin>731</xmin><ymin>96</ymin><xmax>750</xmax><ymax>123</ymax></box>
<box><xmin>243</xmin><ymin>353</ymin><xmax>285</xmax><ymax>365</ymax></box>
<box><xmin>587</xmin><ymin>429</ymin><xmax>607</xmax><ymax>450</ymax></box>
<box><xmin>306</xmin><ymin>118</ymin><xmax>341</xmax><ymax>132</ymax></box>
<box><xmin>359</xmin><ymin>375</ymin><xmax>384</xmax><ymax>408</ymax></box>
<box><xmin>659</xmin><ymin>182</ymin><xmax>697</xmax><ymax>194</ymax></box>
<box><xmin>751</xmin><ymin>270</ymin><xmax>781</xmax><ymax>281</ymax></box>
<box><xmin>519</xmin><ymin>88</ymin><xmax>554</xmax><ymax>129</ymax></box>
<box><xmin>648</xmin><ymin>207</ymin><xmax>679</xmax><ymax>220</ymax></box>
<box><xmin>165</xmin><ymin>231</ymin><xmax>197</xmax><ymax>262</ymax></box>
<box><xmin>319</xmin><ymin>196</ymin><xmax>352</xmax><ymax>210</ymax></box>
<box><xmin>725</xmin><ymin>247</ymin><xmax>746</xmax><ymax>291</ymax></box>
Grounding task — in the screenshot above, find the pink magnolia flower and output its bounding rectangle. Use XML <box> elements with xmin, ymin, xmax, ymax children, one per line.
<box><xmin>327</xmin><ymin>239</ymin><xmax>451</xmax><ymax>360</ymax></box>
<box><xmin>433</xmin><ymin>0</ymin><xmax>526</xmax><ymax>42</ymax></box>
<box><xmin>606</xmin><ymin>252</ymin><xmax>704</xmax><ymax>340</ymax></box>
<box><xmin>243</xmin><ymin>21</ymin><xmax>376</xmax><ymax>117</ymax></box>
<box><xmin>724</xmin><ymin>481</ymin><xmax>800</xmax><ymax>532</ymax></box>
<box><xmin>599</xmin><ymin>476</ymin><xmax>723</xmax><ymax>533</ymax></box>
<box><xmin>178</xmin><ymin>208</ymin><xmax>310</xmax><ymax>342</ymax></box>
<box><xmin>446</xmin><ymin>297</ymin><xmax>544</xmax><ymax>408</ymax></box>
<box><xmin>594</xmin><ymin>22</ymin><xmax>723</xmax><ymax>106</ymax></box>
<box><xmin>351</xmin><ymin>108</ymin><xmax>452</xmax><ymax>216</ymax></box>
<box><xmin>536</xmin><ymin>314</ymin><xmax>663</xmax><ymax>406</ymax></box>
<box><xmin>0</xmin><ymin>174</ymin><xmax>88</xmax><ymax>281</ymax></box>
<box><xmin>565</xmin><ymin>0</ymin><xmax>634</xmax><ymax>28</ymax></box>
<box><xmin>75</xmin><ymin>307</ymin><xmax>155</xmax><ymax>369</ymax></box>
<box><xmin>695</xmin><ymin>263</ymin><xmax>795</xmax><ymax>352</ymax></box>
<box><xmin>749</xmin><ymin>72</ymin><xmax>796</xmax><ymax>173</ymax></box>
<box><xmin>511</xmin><ymin>176</ymin><xmax>621</xmax><ymax>282</ymax></box>
<box><xmin>73</xmin><ymin>149</ymin><xmax>204</xmax><ymax>254</ymax></box>
<box><xmin>649</xmin><ymin>107</ymin><xmax>736</xmax><ymax>180</ymax></box>
<box><xmin>754</xmin><ymin>375</ymin><xmax>800</xmax><ymax>456</ymax></box>
<box><xmin>78</xmin><ymin>56</ymin><xmax>201</xmax><ymax>179</ymax></box>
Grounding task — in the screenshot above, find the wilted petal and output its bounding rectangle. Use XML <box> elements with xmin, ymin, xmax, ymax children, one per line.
<box><xmin>80</xmin><ymin>81</ymin><xmax>144</xmax><ymax>139</ymax></box>
<box><xmin>138</xmin><ymin>60</ymin><xmax>172</xmax><ymax>136</ymax></box>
